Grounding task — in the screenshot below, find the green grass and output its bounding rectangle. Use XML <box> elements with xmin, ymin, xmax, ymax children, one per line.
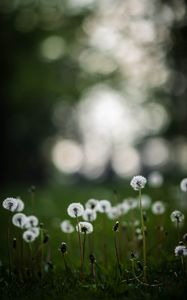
<box><xmin>0</xmin><ymin>182</ymin><xmax>187</xmax><ymax>299</ymax></box>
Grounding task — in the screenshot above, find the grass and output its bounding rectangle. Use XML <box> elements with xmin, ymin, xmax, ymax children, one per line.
<box><xmin>0</xmin><ymin>181</ymin><xmax>187</xmax><ymax>299</ymax></box>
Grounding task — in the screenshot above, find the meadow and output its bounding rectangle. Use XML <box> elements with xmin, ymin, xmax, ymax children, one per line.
<box><xmin>0</xmin><ymin>175</ymin><xmax>187</xmax><ymax>300</ymax></box>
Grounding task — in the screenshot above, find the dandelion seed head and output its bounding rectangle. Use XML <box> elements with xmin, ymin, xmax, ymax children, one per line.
<box><xmin>119</xmin><ymin>202</ymin><xmax>129</xmax><ymax>214</ymax></box>
<box><xmin>107</xmin><ymin>206</ymin><xmax>121</xmax><ymax>220</ymax></box>
<box><xmin>152</xmin><ymin>201</ymin><xmax>165</xmax><ymax>215</ymax></box>
<box><xmin>141</xmin><ymin>194</ymin><xmax>152</xmax><ymax>209</ymax></box>
<box><xmin>67</xmin><ymin>203</ymin><xmax>84</xmax><ymax>218</ymax></box>
<box><xmin>12</xmin><ymin>213</ymin><xmax>27</xmax><ymax>228</ymax></box>
<box><xmin>60</xmin><ymin>220</ymin><xmax>74</xmax><ymax>233</ymax></box>
<box><xmin>2</xmin><ymin>197</ymin><xmax>18</xmax><ymax>212</ymax></box>
<box><xmin>180</xmin><ymin>178</ymin><xmax>187</xmax><ymax>192</ymax></box>
<box><xmin>130</xmin><ymin>175</ymin><xmax>147</xmax><ymax>191</ymax></box>
<box><xmin>170</xmin><ymin>210</ymin><xmax>184</xmax><ymax>223</ymax></box>
<box><xmin>183</xmin><ymin>233</ymin><xmax>187</xmax><ymax>242</ymax></box>
<box><xmin>174</xmin><ymin>245</ymin><xmax>187</xmax><ymax>256</ymax></box>
<box><xmin>24</xmin><ymin>215</ymin><xmax>39</xmax><ymax>228</ymax></box>
<box><xmin>29</xmin><ymin>227</ymin><xmax>40</xmax><ymax>238</ymax></box>
<box><xmin>14</xmin><ymin>197</ymin><xmax>24</xmax><ymax>212</ymax></box>
<box><xmin>98</xmin><ymin>200</ymin><xmax>111</xmax><ymax>213</ymax></box>
<box><xmin>85</xmin><ymin>198</ymin><xmax>99</xmax><ymax>211</ymax></box>
<box><xmin>76</xmin><ymin>221</ymin><xmax>93</xmax><ymax>234</ymax></box>
<box><xmin>83</xmin><ymin>208</ymin><xmax>97</xmax><ymax>222</ymax></box>
<box><xmin>148</xmin><ymin>171</ymin><xmax>164</xmax><ymax>188</ymax></box>
<box><xmin>125</xmin><ymin>198</ymin><xmax>137</xmax><ymax>210</ymax></box>
<box><xmin>23</xmin><ymin>230</ymin><xmax>36</xmax><ymax>243</ymax></box>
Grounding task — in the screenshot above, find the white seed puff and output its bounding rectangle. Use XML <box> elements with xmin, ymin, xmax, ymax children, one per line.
<box><xmin>12</xmin><ymin>213</ymin><xmax>27</xmax><ymax>228</ymax></box>
<box><xmin>152</xmin><ymin>201</ymin><xmax>165</xmax><ymax>215</ymax></box>
<box><xmin>180</xmin><ymin>178</ymin><xmax>187</xmax><ymax>192</ymax></box>
<box><xmin>83</xmin><ymin>208</ymin><xmax>97</xmax><ymax>222</ymax></box>
<box><xmin>2</xmin><ymin>197</ymin><xmax>18</xmax><ymax>212</ymax></box>
<box><xmin>76</xmin><ymin>221</ymin><xmax>93</xmax><ymax>234</ymax></box>
<box><xmin>67</xmin><ymin>203</ymin><xmax>84</xmax><ymax>218</ymax></box>
<box><xmin>14</xmin><ymin>197</ymin><xmax>24</xmax><ymax>212</ymax></box>
<box><xmin>85</xmin><ymin>199</ymin><xmax>99</xmax><ymax>211</ymax></box>
<box><xmin>23</xmin><ymin>230</ymin><xmax>36</xmax><ymax>243</ymax></box>
<box><xmin>175</xmin><ymin>245</ymin><xmax>187</xmax><ymax>256</ymax></box>
<box><xmin>97</xmin><ymin>200</ymin><xmax>111</xmax><ymax>213</ymax></box>
<box><xmin>130</xmin><ymin>175</ymin><xmax>147</xmax><ymax>191</ymax></box>
<box><xmin>60</xmin><ymin>220</ymin><xmax>74</xmax><ymax>233</ymax></box>
<box><xmin>170</xmin><ymin>210</ymin><xmax>184</xmax><ymax>223</ymax></box>
<box><xmin>24</xmin><ymin>215</ymin><xmax>39</xmax><ymax>228</ymax></box>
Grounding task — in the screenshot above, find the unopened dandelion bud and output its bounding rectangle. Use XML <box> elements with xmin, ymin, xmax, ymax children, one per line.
<box><xmin>89</xmin><ymin>254</ymin><xmax>96</xmax><ymax>264</ymax></box>
<box><xmin>113</xmin><ymin>221</ymin><xmax>119</xmax><ymax>232</ymax></box>
<box><xmin>12</xmin><ymin>238</ymin><xmax>17</xmax><ymax>249</ymax></box>
<box><xmin>59</xmin><ymin>242</ymin><xmax>67</xmax><ymax>254</ymax></box>
<box><xmin>40</xmin><ymin>222</ymin><xmax>44</xmax><ymax>229</ymax></box>
<box><xmin>43</xmin><ymin>234</ymin><xmax>49</xmax><ymax>244</ymax></box>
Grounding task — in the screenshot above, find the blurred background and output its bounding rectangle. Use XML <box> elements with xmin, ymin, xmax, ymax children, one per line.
<box><xmin>1</xmin><ymin>0</ymin><xmax>187</xmax><ymax>187</ymax></box>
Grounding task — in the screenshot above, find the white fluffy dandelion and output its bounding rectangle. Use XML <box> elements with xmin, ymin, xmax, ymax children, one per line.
<box><xmin>148</xmin><ymin>171</ymin><xmax>163</xmax><ymax>188</ymax></box>
<box><xmin>175</xmin><ymin>245</ymin><xmax>187</xmax><ymax>256</ymax></box>
<box><xmin>152</xmin><ymin>201</ymin><xmax>165</xmax><ymax>215</ymax></box>
<box><xmin>82</xmin><ymin>208</ymin><xmax>97</xmax><ymax>222</ymax></box>
<box><xmin>125</xmin><ymin>198</ymin><xmax>137</xmax><ymax>210</ymax></box>
<box><xmin>180</xmin><ymin>178</ymin><xmax>187</xmax><ymax>192</ymax></box>
<box><xmin>170</xmin><ymin>210</ymin><xmax>184</xmax><ymax>223</ymax></box>
<box><xmin>2</xmin><ymin>197</ymin><xmax>18</xmax><ymax>212</ymax></box>
<box><xmin>141</xmin><ymin>195</ymin><xmax>152</xmax><ymax>209</ymax></box>
<box><xmin>29</xmin><ymin>227</ymin><xmax>40</xmax><ymax>238</ymax></box>
<box><xmin>97</xmin><ymin>200</ymin><xmax>111</xmax><ymax>213</ymax></box>
<box><xmin>119</xmin><ymin>202</ymin><xmax>129</xmax><ymax>214</ymax></box>
<box><xmin>67</xmin><ymin>203</ymin><xmax>84</xmax><ymax>218</ymax></box>
<box><xmin>60</xmin><ymin>220</ymin><xmax>74</xmax><ymax>233</ymax></box>
<box><xmin>12</xmin><ymin>213</ymin><xmax>27</xmax><ymax>228</ymax></box>
<box><xmin>107</xmin><ymin>206</ymin><xmax>121</xmax><ymax>220</ymax></box>
<box><xmin>76</xmin><ymin>221</ymin><xmax>93</xmax><ymax>234</ymax></box>
<box><xmin>23</xmin><ymin>230</ymin><xmax>36</xmax><ymax>243</ymax></box>
<box><xmin>85</xmin><ymin>198</ymin><xmax>99</xmax><ymax>211</ymax></box>
<box><xmin>24</xmin><ymin>215</ymin><xmax>39</xmax><ymax>228</ymax></box>
<box><xmin>130</xmin><ymin>175</ymin><xmax>147</xmax><ymax>191</ymax></box>
<box><xmin>14</xmin><ymin>197</ymin><xmax>24</xmax><ymax>212</ymax></box>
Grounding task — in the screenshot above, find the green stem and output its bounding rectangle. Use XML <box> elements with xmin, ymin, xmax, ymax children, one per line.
<box><xmin>29</xmin><ymin>243</ymin><xmax>33</xmax><ymax>276</ymax></box>
<box><xmin>76</xmin><ymin>216</ymin><xmax>83</xmax><ymax>279</ymax></box>
<box><xmin>176</xmin><ymin>220</ymin><xmax>180</xmax><ymax>243</ymax></box>
<box><xmin>7</xmin><ymin>212</ymin><xmax>11</xmax><ymax>278</ymax></box>
<box><xmin>114</xmin><ymin>232</ymin><xmax>122</xmax><ymax>276</ymax></box>
<box><xmin>82</xmin><ymin>233</ymin><xmax>86</xmax><ymax>271</ymax></box>
<box><xmin>40</xmin><ymin>228</ymin><xmax>44</xmax><ymax>279</ymax></box>
<box><xmin>139</xmin><ymin>189</ymin><xmax>147</xmax><ymax>282</ymax></box>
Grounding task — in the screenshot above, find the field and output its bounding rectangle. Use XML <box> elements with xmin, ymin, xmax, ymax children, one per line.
<box><xmin>0</xmin><ymin>180</ymin><xmax>187</xmax><ymax>300</ymax></box>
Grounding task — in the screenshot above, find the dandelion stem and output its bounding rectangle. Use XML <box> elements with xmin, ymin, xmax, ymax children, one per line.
<box><xmin>62</xmin><ymin>253</ymin><xmax>68</xmax><ymax>272</ymax></box>
<box><xmin>40</xmin><ymin>227</ymin><xmax>44</xmax><ymax>279</ymax></box>
<box><xmin>82</xmin><ymin>232</ymin><xmax>86</xmax><ymax>270</ymax></box>
<box><xmin>114</xmin><ymin>231</ymin><xmax>122</xmax><ymax>276</ymax></box>
<box><xmin>139</xmin><ymin>189</ymin><xmax>147</xmax><ymax>282</ymax></box>
<box><xmin>29</xmin><ymin>243</ymin><xmax>33</xmax><ymax>276</ymax></box>
<box><xmin>76</xmin><ymin>216</ymin><xmax>83</xmax><ymax>279</ymax></box>
<box><xmin>176</xmin><ymin>220</ymin><xmax>180</xmax><ymax>243</ymax></box>
<box><xmin>7</xmin><ymin>212</ymin><xmax>11</xmax><ymax>278</ymax></box>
